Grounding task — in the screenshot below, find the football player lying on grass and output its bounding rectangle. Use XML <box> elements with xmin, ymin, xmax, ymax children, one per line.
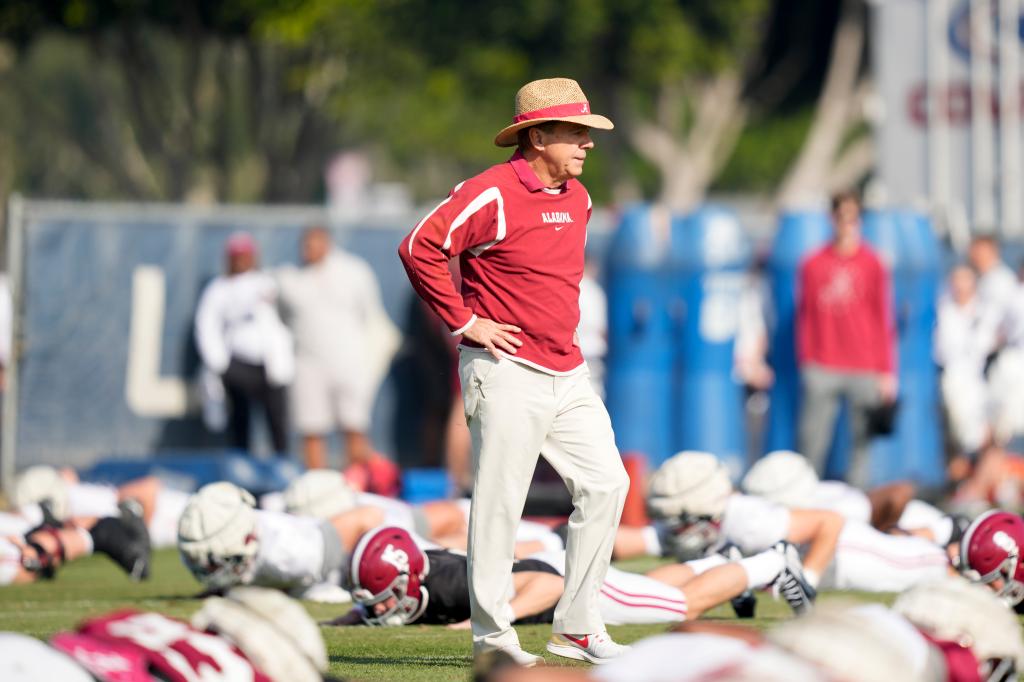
<box><xmin>740</xmin><ymin>450</ymin><xmax>968</xmax><ymax>546</ymax></box>
<box><xmin>179</xmin><ymin>480</ymin><xmax>453</xmax><ymax>603</ymax></box>
<box><xmin>323</xmin><ymin>524</ymin><xmax>814</xmax><ymax>640</ymax></box>
<box><xmin>9</xmin><ymin>465</ymin><xmax>190</xmax><ymax>549</ymax></box>
<box><xmin>613</xmin><ymin>450</ymin><xmax>966</xmax><ymax>563</ymax></box>
<box><xmin>0</xmin><ymin>586</ymin><xmax>339</xmax><ymax>682</ymax></box>
<box><xmin>0</xmin><ymin>500</ymin><xmax>151</xmax><ymax>584</ymax></box>
<box><xmin>632</xmin><ymin>452</ymin><xmax>952</xmax><ymax>602</ymax></box>
<box><xmin>275</xmin><ymin>469</ymin><xmax>565</xmax><ymax>557</ymax></box>
<box><xmin>479</xmin><ymin>577</ymin><xmax>1023</xmax><ymax>682</ymax></box>
<box><xmin>954</xmin><ymin>509</ymin><xmax>1024</xmax><ymax>614</ymax></box>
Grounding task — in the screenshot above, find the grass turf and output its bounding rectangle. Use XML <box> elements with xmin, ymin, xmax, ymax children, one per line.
<box><xmin>0</xmin><ymin>549</ymin><xmax>896</xmax><ymax>681</ymax></box>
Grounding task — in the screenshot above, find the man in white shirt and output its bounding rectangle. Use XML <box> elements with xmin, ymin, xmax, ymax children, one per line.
<box><xmin>968</xmin><ymin>235</ymin><xmax>1016</xmax><ymax>352</ymax></box>
<box><xmin>935</xmin><ymin>265</ymin><xmax>993</xmax><ymax>455</ymax></box>
<box><xmin>195</xmin><ymin>232</ymin><xmax>293</xmax><ymax>454</ymax></box>
<box><xmin>277</xmin><ymin>227</ymin><xmax>399</xmax><ymax>484</ymax></box>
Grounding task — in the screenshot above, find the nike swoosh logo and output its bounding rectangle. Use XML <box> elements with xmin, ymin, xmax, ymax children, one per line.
<box><xmin>563</xmin><ymin>634</ymin><xmax>589</xmax><ymax>647</ymax></box>
<box><xmin>554</xmin><ymin>226</ymin><xmax>565</xmax><ymax>231</ymax></box>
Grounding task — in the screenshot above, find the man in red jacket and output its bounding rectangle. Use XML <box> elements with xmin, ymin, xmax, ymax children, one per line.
<box><xmin>796</xmin><ymin>191</ymin><xmax>897</xmax><ymax>488</ymax></box>
<box><xmin>398</xmin><ymin>78</ymin><xmax>630</xmax><ymax>666</ymax></box>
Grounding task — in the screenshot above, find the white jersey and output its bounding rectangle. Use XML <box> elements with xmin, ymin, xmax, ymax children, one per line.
<box><xmin>0</xmin><ymin>511</ymin><xmax>31</xmax><ymax>537</ymax></box>
<box><xmin>976</xmin><ymin>264</ymin><xmax>1017</xmax><ymax>352</ymax></box>
<box><xmin>592</xmin><ymin>633</ymin><xmax>827</xmax><ymax>682</ymax></box>
<box><xmin>357</xmin><ymin>493</ymin><xmax>417</xmax><ymax>530</ymax></box>
<box><xmin>721</xmin><ymin>493</ymin><xmax>791</xmax><ymax>555</ymax></box>
<box><xmin>0</xmin><ymin>537</ymin><xmax>21</xmax><ymax>586</ymax></box>
<box><xmin>806</xmin><ymin>481</ymin><xmax>872</xmax><ymax>525</ymax></box>
<box><xmin>726</xmin><ymin>492</ymin><xmax>948</xmax><ymax>592</ymax></box>
<box><xmin>935</xmin><ymin>294</ymin><xmax>993</xmax><ymax>372</ymax></box>
<box><xmin>277</xmin><ymin>250</ymin><xmax>385</xmax><ymax>381</ymax></box>
<box><xmin>251</xmin><ymin>510</ymin><xmax>331</xmax><ymax>589</ymax></box>
<box><xmin>826</xmin><ymin>522</ymin><xmax>949</xmax><ymax>592</ymax></box>
<box><xmin>194</xmin><ymin>270</ymin><xmax>292</xmax><ymax>383</ymax></box>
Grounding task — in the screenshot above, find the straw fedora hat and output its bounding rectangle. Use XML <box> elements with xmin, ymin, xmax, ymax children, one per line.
<box><xmin>493</xmin><ymin>77</ymin><xmax>614</xmax><ymax>147</ymax></box>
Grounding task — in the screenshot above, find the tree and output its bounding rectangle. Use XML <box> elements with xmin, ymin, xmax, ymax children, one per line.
<box><xmin>775</xmin><ymin>0</ymin><xmax>872</xmax><ymax>208</ymax></box>
<box><xmin>0</xmin><ymin>0</ymin><xmax>346</xmax><ymax>202</ymax></box>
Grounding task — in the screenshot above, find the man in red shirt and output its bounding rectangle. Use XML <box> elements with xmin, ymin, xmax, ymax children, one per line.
<box><xmin>796</xmin><ymin>191</ymin><xmax>897</xmax><ymax>488</ymax></box>
<box><xmin>398</xmin><ymin>78</ymin><xmax>631</xmax><ymax>666</ymax></box>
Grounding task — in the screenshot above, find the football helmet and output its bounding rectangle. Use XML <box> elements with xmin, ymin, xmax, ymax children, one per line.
<box><xmin>283</xmin><ymin>469</ymin><xmax>358</xmax><ymax>520</ymax></box>
<box><xmin>193</xmin><ymin>586</ymin><xmax>328</xmax><ymax>682</ymax></box>
<box><xmin>14</xmin><ymin>465</ymin><xmax>69</xmax><ymax>522</ymax></box>
<box><xmin>894</xmin><ymin>576</ymin><xmax>1024</xmax><ymax>682</ymax></box>
<box><xmin>959</xmin><ymin>510</ymin><xmax>1024</xmax><ymax>606</ymax></box>
<box><xmin>350</xmin><ymin>526</ymin><xmax>429</xmax><ymax>626</ymax></box>
<box><xmin>647</xmin><ymin>451</ymin><xmax>733</xmax><ymax>520</ymax></box>
<box><xmin>177</xmin><ymin>482</ymin><xmax>259</xmax><ymax>590</ymax></box>
<box><xmin>769</xmin><ymin>604</ymin><xmax>927</xmax><ymax>682</ymax></box>
<box><xmin>741</xmin><ymin>450</ymin><xmax>819</xmax><ymax>508</ymax></box>
<box><xmin>658</xmin><ymin>516</ymin><xmax>723</xmax><ymax>561</ymax></box>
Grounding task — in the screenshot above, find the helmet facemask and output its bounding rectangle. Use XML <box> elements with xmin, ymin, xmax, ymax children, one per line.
<box><xmin>353</xmin><ymin>573</ymin><xmax>427</xmax><ymax>626</ymax></box>
<box><xmin>182</xmin><ymin>546</ymin><xmax>258</xmax><ymax>591</ymax></box>
<box><xmin>981</xmin><ymin>656</ymin><xmax>1016</xmax><ymax>682</ymax></box>
<box><xmin>662</xmin><ymin>513</ymin><xmax>723</xmax><ymax>561</ymax></box>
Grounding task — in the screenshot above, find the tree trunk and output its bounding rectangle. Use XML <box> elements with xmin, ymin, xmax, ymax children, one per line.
<box><xmin>776</xmin><ymin>0</ymin><xmax>869</xmax><ymax>209</ymax></box>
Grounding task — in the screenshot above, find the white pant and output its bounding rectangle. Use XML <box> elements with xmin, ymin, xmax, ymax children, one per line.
<box><xmin>824</xmin><ymin>522</ymin><xmax>950</xmax><ymax>592</ymax></box>
<box><xmin>461</xmin><ymin>351</ymin><xmax>629</xmax><ymax>653</ymax></box>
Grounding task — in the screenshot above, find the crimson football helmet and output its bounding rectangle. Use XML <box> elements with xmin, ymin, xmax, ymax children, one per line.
<box><xmin>350</xmin><ymin>526</ymin><xmax>429</xmax><ymax>626</ymax></box>
<box><xmin>959</xmin><ymin>510</ymin><xmax>1024</xmax><ymax>606</ymax></box>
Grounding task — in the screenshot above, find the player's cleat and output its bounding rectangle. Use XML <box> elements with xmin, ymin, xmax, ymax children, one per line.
<box><xmin>89</xmin><ymin>500</ymin><xmax>151</xmax><ymax>581</ymax></box>
<box><xmin>546</xmin><ymin>632</ymin><xmax>630</xmax><ymax>664</ymax></box>
<box><xmin>730</xmin><ymin>589</ymin><xmax>758</xmax><ymax>619</ymax></box>
<box><xmin>772</xmin><ymin>541</ymin><xmax>816</xmax><ymax>615</ymax></box>
<box><xmin>716</xmin><ymin>542</ymin><xmax>757</xmax><ymax>618</ymax></box>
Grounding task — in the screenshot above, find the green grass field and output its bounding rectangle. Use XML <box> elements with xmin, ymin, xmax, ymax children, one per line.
<box><xmin>0</xmin><ymin>550</ymin><xmax>896</xmax><ymax>681</ymax></box>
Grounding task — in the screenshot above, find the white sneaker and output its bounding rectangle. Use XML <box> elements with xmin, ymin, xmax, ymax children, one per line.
<box><xmin>494</xmin><ymin>646</ymin><xmax>543</xmax><ymax>668</ymax></box>
<box><xmin>546</xmin><ymin>632</ymin><xmax>630</xmax><ymax>664</ymax></box>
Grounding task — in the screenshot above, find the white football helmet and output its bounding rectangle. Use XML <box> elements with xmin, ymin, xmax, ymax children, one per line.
<box><xmin>742</xmin><ymin>450</ymin><xmax>819</xmax><ymax>508</ymax></box>
<box><xmin>283</xmin><ymin>469</ymin><xmax>357</xmax><ymax>520</ymax></box>
<box><xmin>769</xmin><ymin>603</ymin><xmax>932</xmax><ymax>682</ymax></box>
<box><xmin>14</xmin><ymin>465</ymin><xmax>69</xmax><ymax>522</ymax></box>
<box><xmin>0</xmin><ymin>633</ymin><xmax>94</xmax><ymax>682</ymax></box>
<box><xmin>178</xmin><ymin>482</ymin><xmax>259</xmax><ymax>589</ymax></box>
<box><xmin>192</xmin><ymin>586</ymin><xmax>327</xmax><ymax>682</ymax></box>
<box><xmin>647</xmin><ymin>451</ymin><xmax>733</xmax><ymax>520</ymax></box>
<box><xmin>894</xmin><ymin>576</ymin><xmax>1024</xmax><ymax>681</ymax></box>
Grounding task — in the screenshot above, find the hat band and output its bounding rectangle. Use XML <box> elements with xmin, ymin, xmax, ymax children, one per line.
<box><xmin>512</xmin><ymin>101</ymin><xmax>591</xmax><ymax>123</ymax></box>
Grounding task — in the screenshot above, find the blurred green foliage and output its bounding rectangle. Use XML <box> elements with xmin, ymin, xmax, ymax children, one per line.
<box><xmin>0</xmin><ymin>0</ymin><xmax>824</xmax><ymax>205</ymax></box>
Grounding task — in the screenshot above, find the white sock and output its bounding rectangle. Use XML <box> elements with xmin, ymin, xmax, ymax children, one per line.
<box><xmin>76</xmin><ymin>526</ymin><xmax>93</xmax><ymax>555</ymax></box>
<box><xmin>683</xmin><ymin>554</ymin><xmax>728</xmax><ymax>576</ymax></box>
<box><xmin>738</xmin><ymin>551</ymin><xmax>785</xmax><ymax>589</ymax></box>
<box><xmin>804</xmin><ymin>569</ymin><xmax>820</xmax><ymax>589</ymax></box>
<box><xmin>642</xmin><ymin>525</ymin><xmax>662</xmax><ymax>556</ymax></box>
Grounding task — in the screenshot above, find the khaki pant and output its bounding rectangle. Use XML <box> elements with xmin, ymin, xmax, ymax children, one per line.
<box><xmin>460</xmin><ymin>350</ymin><xmax>629</xmax><ymax>654</ymax></box>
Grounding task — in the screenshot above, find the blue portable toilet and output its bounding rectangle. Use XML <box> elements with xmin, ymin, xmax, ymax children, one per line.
<box><xmin>605</xmin><ymin>204</ymin><xmax>675</xmax><ymax>464</ymax></box>
<box><xmin>765</xmin><ymin>211</ymin><xmax>833</xmax><ymax>453</ymax></box>
<box><xmin>861</xmin><ymin>210</ymin><xmax>943</xmax><ymax>486</ymax></box>
<box><xmin>671</xmin><ymin>206</ymin><xmax>751</xmax><ymax>476</ymax></box>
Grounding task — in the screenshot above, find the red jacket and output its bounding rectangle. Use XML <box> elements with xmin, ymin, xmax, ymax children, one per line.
<box><xmin>398</xmin><ymin>152</ymin><xmax>591</xmax><ymax>374</ymax></box>
<box><xmin>796</xmin><ymin>242</ymin><xmax>896</xmax><ymax>373</ymax></box>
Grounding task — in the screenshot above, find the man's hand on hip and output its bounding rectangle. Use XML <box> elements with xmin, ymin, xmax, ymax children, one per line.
<box><xmin>462</xmin><ymin>317</ymin><xmax>522</xmax><ymax>360</ymax></box>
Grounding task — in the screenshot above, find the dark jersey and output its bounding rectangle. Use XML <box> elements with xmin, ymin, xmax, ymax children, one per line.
<box><xmin>415</xmin><ymin>549</ymin><xmax>561</xmax><ymax>625</ymax></box>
